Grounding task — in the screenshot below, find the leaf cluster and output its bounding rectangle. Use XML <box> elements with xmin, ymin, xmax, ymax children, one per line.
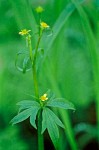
<box><xmin>11</xmin><ymin>90</ymin><xmax>75</xmax><ymax>149</ymax></box>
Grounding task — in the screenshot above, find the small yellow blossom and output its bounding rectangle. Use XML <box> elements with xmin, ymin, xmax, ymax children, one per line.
<box><xmin>40</xmin><ymin>93</ymin><xmax>48</xmax><ymax>101</ymax></box>
<box><xmin>19</xmin><ymin>29</ymin><xmax>31</xmax><ymax>36</ymax></box>
<box><xmin>40</xmin><ymin>22</ymin><xmax>49</xmax><ymax>29</ymax></box>
<box><xmin>35</xmin><ymin>6</ymin><xmax>44</xmax><ymax>13</ymax></box>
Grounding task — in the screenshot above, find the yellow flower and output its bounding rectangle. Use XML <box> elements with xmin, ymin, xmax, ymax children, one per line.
<box><xmin>40</xmin><ymin>22</ymin><xmax>49</xmax><ymax>29</ymax></box>
<box><xmin>40</xmin><ymin>93</ymin><xmax>48</xmax><ymax>101</ymax></box>
<box><xmin>19</xmin><ymin>29</ymin><xmax>31</xmax><ymax>36</ymax></box>
<box><xmin>35</xmin><ymin>6</ymin><xmax>44</xmax><ymax>13</ymax></box>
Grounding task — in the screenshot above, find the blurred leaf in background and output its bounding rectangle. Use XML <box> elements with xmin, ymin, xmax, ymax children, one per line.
<box><xmin>0</xmin><ymin>127</ymin><xmax>28</xmax><ymax>150</ymax></box>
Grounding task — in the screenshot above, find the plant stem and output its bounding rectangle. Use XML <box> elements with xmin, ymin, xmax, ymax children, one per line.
<box><xmin>28</xmin><ymin>31</ymin><xmax>44</xmax><ymax>150</ymax></box>
<box><xmin>32</xmin><ymin>34</ymin><xmax>42</xmax><ymax>98</ymax></box>
<box><xmin>32</xmin><ymin>63</ymin><xmax>39</xmax><ymax>97</ymax></box>
<box><xmin>38</xmin><ymin>109</ymin><xmax>44</xmax><ymax>150</ymax></box>
<box><xmin>27</xmin><ymin>34</ymin><xmax>39</xmax><ymax>98</ymax></box>
<box><xmin>27</xmin><ymin>34</ymin><xmax>33</xmax><ymax>61</ymax></box>
<box><xmin>32</xmin><ymin>36</ymin><xmax>44</xmax><ymax>149</ymax></box>
<box><xmin>34</xmin><ymin>35</ymin><xmax>42</xmax><ymax>63</ymax></box>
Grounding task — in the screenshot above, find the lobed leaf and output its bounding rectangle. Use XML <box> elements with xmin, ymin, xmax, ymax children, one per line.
<box><xmin>46</xmin><ymin>89</ymin><xmax>56</xmax><ymax>101</ymax></box>
<box><xmin>18</xmin><ymin>106</ymin><xmax>31</xmax><ymax>113</ymax></box>
<box><xmin>22</xmin><ymin>57</ymin><xmax>30</xmax><ymax>73</ymax></box>
<box><xmin>30</xmin><ymin>106</ymin><xmax>40</xmax><ymax>129</ymax></box>
<box><xmin>47</xmin><ymin>98</ymin><xmax>75</xmax><ymax>110</ymax></box>
<box><xmin>45</xmin><ymin>108</ymin><xmax>59</xmax><ymax>149</ymax></box>
<box><xmin>45</xmin><ymin>108</ymin><xmax>65</xmax><ymax>129</ymax></box>
<box><xmin>47</xmin><ymin>119</ymin><xmax>59</xmax><ymax>150</ymax></box>
<box><xmin>18</xmin><ymin>100</ymin><xmax>40</xmax><ymax>112</ymax></box>
<box><xmin>17</xmin><ymin>100</ymin><xmax>40</xmax><ymax>107</ymax></box>
<box><xmin>11</xmin><ymin>108</ymin><xmax>32</xmax><ymax>125</ymax></box>
<box><xmin>41</xmin><ymin>108</ymin><xmax>47</xmax><ymax>134</ymax></box>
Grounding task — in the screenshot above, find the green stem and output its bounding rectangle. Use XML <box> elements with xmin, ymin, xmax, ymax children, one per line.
<box><xmin>38</xmin><ymin>109</ymin><xmax>44</xmax><ymax>150</ymax></box>
<box><xmin>28</xmin><ymin>29</ymin><xmax>44</xmax><ymax>149</ymax></box>
<box><xmin>38</xmin><ymin>13</ymin><xmax>41</xmax><ymax>35</ymax></box>
<box><xmin>33</xmin><ymin>36</ymin><xmax>44</xmax><ymax>149</ymax></box>
<box><xmin>32</xmin><ymin>63</ymin><xmax>39</xmax><ymax>98</ymax></box>
<box><xmin>34</xmin><ymin>34</ymin><xmax>42</xmax><ymax>62</ymax></box>
<box><xmin>32</xmin><ymin>34</ymin><xmax>42</xmax><ymax>98</ymax></box>
<box><xmin>27</xmin><ymin>34</ymin><xmax>33</xmax><ymax>61</ymax></box>
<box><xmin>27</xmin><ymin>34</ymin><xmax>39</xmax><ymax>97</ymax></box>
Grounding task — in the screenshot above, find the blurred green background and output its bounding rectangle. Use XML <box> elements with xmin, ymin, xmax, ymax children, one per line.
<box><xmin>0</xmin><ymin>0</ymin><xmax>98</xmax><ymax>150</ymax></box>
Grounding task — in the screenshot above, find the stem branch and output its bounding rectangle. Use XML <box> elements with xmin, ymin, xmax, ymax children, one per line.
<box><xmin>32</xmin><ymin>34</ymin><xmax>42</xmax><ymax>98</ymax></box>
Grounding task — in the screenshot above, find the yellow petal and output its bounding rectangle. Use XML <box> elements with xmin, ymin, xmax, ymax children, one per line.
<box><xmin>19</xmin><ymin>29</ymin><xmax>31</xmax><ymax>36</ymax></box>
<box><xmin>40</xmin><ymin>22</ymin><xmax>49</xmax><ymax>29</ymax></box>
<box><xmin>40</xmin><ymin>93</ymin><xmax>48</xmax><ymax>101</ymax></box>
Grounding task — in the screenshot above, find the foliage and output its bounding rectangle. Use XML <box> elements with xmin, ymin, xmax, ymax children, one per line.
<box><xmin>11</xmin><ymin>90</ymin><xmax>75</xmax><ymax>149</ymax></box>
<box><xmin>0</xmin><ymin>0</ymin><xmax>98</xmax><ymax>150</ymax></box>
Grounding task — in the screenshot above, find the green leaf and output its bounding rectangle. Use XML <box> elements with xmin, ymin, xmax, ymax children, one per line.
<box><xmin>44</xmin><ymin>108</ymin><xmax>59</xmax><ymax>149</ymax></box>
<box><xmin>17</xmin><ymin>100</ymin><xmax>40</xmax><ymax>107</ymax></box>
<box><xmin>45</xmin><ymin>108</ymin><xmax>65</xmax><ymax>129</ymax></box>
<box><xmin>17</xmin><ymin>100</ymin><xmax>40</xmax><ymax>112</ymax></box>
<box><xmin>47</xmin><ymin>119</ymin><xmax>59</xmax><ymax>150</ymax></box>
<box><xmin>38</xmin><ymin>48</ymin><xmax>44</xmax><ymax>55</ymax></box>
<box><xmin>41</xmin><ymin>108</ymin><xmax>47</xmax><ymax>134</ymax></box>
<box><xmin>43</xmin><ymin>27</ymin><xmax>53</xmax><ymax>37</ymax></box>
<box><xmin>47</xmin><ymin>98</ymin><xmax>75</xmax><ymax>110</ymax></box>
<box><xmin>43</xmin><ymin>0</ymin><xmax>85</xmax><ymax>59</ymax></box>
<box><xmin>18</xmin><ymin>106</ymin><xmax>30</xmax><ymax>113</ymax></box>
<box><xmin>22</xmin><ymin>57</ymin><xmax>30</xmax><ymax>73</ymax></box>
<box><xmin>30</xmin><ymin>106</ymin><xmax>40</xmax><ymax>129</ymax></box>
<box><xmin>46</xmin><ymin>89</ymin><xmax>55</xmax><ymax>101</ymax></box>
<box><xmin>15</xmin><ymin>51</ymin><xmax>31</xmax><ymax>73</ymax></box>
<box><xmin>11</xmin><ymin>108</ymin><xmax>32</xmax><ymax>125</ymax></box>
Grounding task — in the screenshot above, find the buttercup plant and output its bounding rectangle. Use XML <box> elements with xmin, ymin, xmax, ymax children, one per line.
<box><xmin>11</xmin><ymin>6</ymin><xmax>75</xmax><ymax>150</ymax></box>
